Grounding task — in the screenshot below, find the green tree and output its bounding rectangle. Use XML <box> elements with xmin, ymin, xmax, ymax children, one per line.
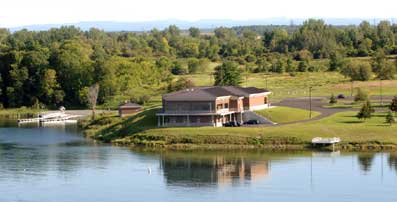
<box><xmin>167</xmin><ymin>77</ymin><xmax>195</xmax><ymax>92</ymax></box>
<box><xmin>187</xmin><ymin>58</ymin><xmax>200</xmax><ymax>74</ymax></box>
<box><xmin>214</xmin><ymin>61</ymin><xmax>242</xmax><ymax>86</ymax></box>
<box><xmin>188</xmin><ymin>27</ymin><xmax>200</xmax><ymax>38</ymax></box>
<box><xmin>341</xmin><ymin>61</ymin><xmax>372</xmax><ymax>81</ymax></box>
<box><xmin>52</xmin><ymin>39</ymin><xmax>94</xmax><ymax>105</ymax></box>
<box><xmin>372</xmin><ymin>49</ymin><xmax>396</xmax><ymax>79</ymax></box>
<box><xmin>297</xmin><ymin>61</ymin><xmax>308</xmax><ymax>72</ymax></box>
<box><xmin>329</xmin><ymin>51</ymin><xmax>345</xmax><ymax>71</ymax></box>
<box><xmin>357</xmin><ymin>100</ymin><xmax>373</xmax><ymax>121</ymax></box>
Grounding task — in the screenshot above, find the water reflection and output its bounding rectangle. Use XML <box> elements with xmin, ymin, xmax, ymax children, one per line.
<box><xmin>358</xmin><ymin>153</ymin><xmax>376</xmax><ymax>173</ymax></box>
<box><xmin>160</xmin><ymin>152</ymin><xmax>270</xmax><ymax>187</ymax></box>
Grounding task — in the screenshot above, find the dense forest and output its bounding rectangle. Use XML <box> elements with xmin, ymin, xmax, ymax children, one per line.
<box><xmin>0</xmin><ymin>19</ymin><xmax>397</xmax><ymax>109</ymax></box>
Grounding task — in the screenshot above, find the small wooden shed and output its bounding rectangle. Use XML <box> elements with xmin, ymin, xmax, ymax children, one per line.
<box><xmin>118</xmin><ymin>102</ymin><xmax>142</xmax><ymax>117</ymax></box>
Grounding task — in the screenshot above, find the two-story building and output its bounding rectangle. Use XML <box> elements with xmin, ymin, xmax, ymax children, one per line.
<box><xmin>156</xmin><ymin>86</ymin><xmax>271</xmax><ymax>127</ymax></box>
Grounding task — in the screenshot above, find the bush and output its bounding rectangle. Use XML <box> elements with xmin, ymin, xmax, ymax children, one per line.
<box><xmin>329</xmin><ymin>94</ymin><xmax>337</xmax><ymax>104</ymax></box>
<box><xmin>297</xmin><ymin>61</ymin><xmax>308</xmax><ymax>72</ymax></box>
<box><xmin>167</xmin><ymin>77</ymin><xmax>195</xmax><ymax>92</ymax></box>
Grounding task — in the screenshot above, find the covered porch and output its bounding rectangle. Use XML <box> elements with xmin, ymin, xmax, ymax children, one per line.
<box><xmin>156</xmin><ymin>112</ymin><xmax>244</xmax><ymax>127</ymax></box>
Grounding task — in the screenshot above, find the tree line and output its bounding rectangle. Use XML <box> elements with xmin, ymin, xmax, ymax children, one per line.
<box><xmin>1</xmin><ymin>19</ymin><xmax>397</xmax><ymax>108</ymax></box>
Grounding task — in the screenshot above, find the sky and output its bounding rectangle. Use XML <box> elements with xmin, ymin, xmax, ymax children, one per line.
<box><xmin>1</xmin><ymin>0</ymin><xmax>397</xmax><ymax>27</ymax></box>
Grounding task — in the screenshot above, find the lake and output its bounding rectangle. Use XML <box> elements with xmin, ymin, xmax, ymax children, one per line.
<box><xmin>1</xmin><ymin>121</ymin><xmax>397</xmax><ymax>202</ymax></box>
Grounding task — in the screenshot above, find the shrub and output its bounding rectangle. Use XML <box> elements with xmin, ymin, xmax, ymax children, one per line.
<box><xmin>329</xmin><ymin>94</ymin><xmax>337</xmax><ymax>104</ymax></box>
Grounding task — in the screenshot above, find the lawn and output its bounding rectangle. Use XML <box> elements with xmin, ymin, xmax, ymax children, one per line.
<box><xmin>255</xmin><ymin>106</ymin><xmax>321</xmax><ymax>123</ymax></box>
<box><xmin>125</xmin><ymin>111</ymin><xmax>397</xmax><ymax>146</ymax></box>
<box><xmin>179</xmin><ymin>71</ymin><xmax>397</xmax><ymax>101</ymax></box>
<box><xmin>83</xmin><ymin>107</ymin><xmax>397</xmax><ymax>148</ymax></box>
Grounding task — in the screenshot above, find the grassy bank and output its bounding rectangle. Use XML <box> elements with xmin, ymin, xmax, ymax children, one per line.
<box><xmin>255</xmin><ymin>106</ymin><xmax>321</xmax><ymax>123</ymax></box>
<box><xmin>81</xmin><ymin>107</ymin><xmax>397</xmax><ymax>151</ymax></box>
<box><xmin>0</xmin><ymin>108</ymin><xmax>45</xmax><ymax>118</ymax></box>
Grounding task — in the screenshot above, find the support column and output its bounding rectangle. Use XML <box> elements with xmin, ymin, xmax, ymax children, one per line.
<box><xmin>187</xmin><ymin>115</ymin><xmax>190</xmax><ymax>127</ymax></box>
<box><xmin>157</xmin><ymin>116</ymin><xmax>160</xmax><ymax>127</ymax></box>
<box><xmin>162</xmin><ymin>115</ymin><xmax>164</xmax><ymax>127</ymax></box>
<box><xmin>212</xmin><ymin>115</ymin><xmax>214</xmax><ymax>127</ymax></box>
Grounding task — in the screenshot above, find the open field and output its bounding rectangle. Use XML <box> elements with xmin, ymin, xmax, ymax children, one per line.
<box><xmin>255</xmin><ymin>106</ymin><xmax>321</xmax><ymax>123</ymax></box>
<box><xmin>180</xmin><ymin>71</ymin><xmax>397</xmax><ymax>101</ymax></box>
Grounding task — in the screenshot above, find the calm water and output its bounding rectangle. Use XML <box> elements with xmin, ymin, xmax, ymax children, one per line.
<box><xmin>1</xmin><ymin>120</ymin><xmax>397</xmax><ymax>202</ymax></box>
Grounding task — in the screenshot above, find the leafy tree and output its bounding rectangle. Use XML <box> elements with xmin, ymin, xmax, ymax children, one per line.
<box><xmin>286</xmin><ymin>57</ymin><xmax>296</xmax><ymax>72</ymax></box>
<box><xmin>329</xmin><ymin>51</ymin><xmax>345</xmax><ymax>71</ymax></box>
<box><xmin>341</xmin><ymin>61</ymin><xmax>372</xmax><ymax>81</ymax></box>
<box><xmin>188</xmin><ymin>27</ymin><xmax>200</xmax><ymax>38</ymax></box>
<box><xmin>42</xmin><ymin>69</ymin><xmax>63</xmax><ymax>105</ymax></box>
<box><xmin>214</xmin><ymin>61</ymin><xmax>242</xmax><ymax>86</ymax></box>
<box><xmin>187</xmin><ymin>58</ymin><xmax>200</xmax><ymax>74</ymax></box>
<box><xmin>167</xmin><ymin>77</ymin><xmax>195</xmax><ymax>92</ymax></box>
<box><xmin>386</xmin><ymin>111</ymin><xmax>395</xmax><ymax>126</ymax></box>
<box><xmin>372</xmin><ymin>49</ymin><xmax>396</xmax><ymax>79</ymax></box>
<box><xmin>297</xmin><ymin>61</ymin><xmax>308</xmax><ymax>72</ymax></box>
<box><xmin>356</xmin><ymin>100</ymin><xmax>373</xmax><ymax>121</ymax></box>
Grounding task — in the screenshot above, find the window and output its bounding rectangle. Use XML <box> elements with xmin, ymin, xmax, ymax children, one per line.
<box><xmin>217</xmin><ymin>104</ymin><xmax>223</xmax><ymax>110</ymax></box>
<box><xmin>264</xmin><ymin>97</ymin><xmax>268</xmax><ymax>104</ymax></box>
<box><xmin>224</xmin><ymin>103</ymin><xmax>229</xmax><ymax>109</ymax></box>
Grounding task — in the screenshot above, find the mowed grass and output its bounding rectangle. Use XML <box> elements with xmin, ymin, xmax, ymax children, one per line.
<box><xmin>125</xmin><ymin>111</ymin><xmax>397</xmax><ymax>145</ymax></box>
<box><xmin>179</xmin><ymin>71</ymin><xmax>397</xmax><ymax>101</ymax></box>
<box><xmin>255</xmin><ymin>106</ymin><xmax>321</xmax><ymax>123</ymax></box>
<box><xmin>85</xmin><ymin>107</ymin><xmax>397</xmax><ymax>146</ymax></box>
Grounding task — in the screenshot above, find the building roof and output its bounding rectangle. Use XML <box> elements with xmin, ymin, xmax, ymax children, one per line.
<box><xmin>119</xmin><ymin>102</ymin><xmax>142</xmax><ymax>108</ymax></box>
<box><xmin>162</xmin><ymin>86</ymin><xmax>269</xmax><ymax>101</ymax></box>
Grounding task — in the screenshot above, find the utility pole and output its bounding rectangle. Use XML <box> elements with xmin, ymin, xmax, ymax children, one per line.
<box><xmin>309</xmin><ymin>87</ymin><xmax>312</xmax><ymax>118</ymax></box>
<box><xmin>380</xmin><ymin>79</ymin><xmax>383</xmax><ymax>106</ymax></box>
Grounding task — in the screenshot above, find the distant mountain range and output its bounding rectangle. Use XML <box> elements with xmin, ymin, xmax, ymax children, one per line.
<box><xmin>7</xmin><ymin>18</ymin><xmax>397</xmax><ymax>32</ymax></box>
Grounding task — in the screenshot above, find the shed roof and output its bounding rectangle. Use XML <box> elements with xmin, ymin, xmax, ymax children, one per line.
<box><xmin>119</xmin><ymin>102</ymin><xmax>142</xmax><ymax>108</ymax></box>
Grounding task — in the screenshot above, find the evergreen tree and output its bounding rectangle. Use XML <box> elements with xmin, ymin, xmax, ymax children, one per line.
<box><xmin>357</xmin><ymin>100</ymin><xmax>373</xmax><ymax>121</ymax></box>
<box><xmin>214</xmin><ymin>61</ymin><xmax>242</xmax><ymax>86</ymax></box>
